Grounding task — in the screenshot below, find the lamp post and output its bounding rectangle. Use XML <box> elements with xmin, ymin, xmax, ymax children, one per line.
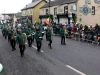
<box><xmin>49</xmin><ymin>0</ymin><xmax>50</xmax><ymax>23</ymax></box>
<box><xmin>4</xmin><ymin>10</ymin><xmax>5</xmax><ymax>24</ymax></box>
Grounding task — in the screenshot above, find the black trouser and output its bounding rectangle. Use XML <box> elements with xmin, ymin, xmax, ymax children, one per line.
<box><xmin>2</xmin><ymin>31</ymin><xmax>4</xmax><ymax>36</ymax></box>
<box><xmin>19</xmin><ymin>45</ymin><xmax>25</xmax><ymax>57</ymax></box>
<box><xmin>36</xmin><ymin>41</ymin><xmax>42</xmax><ymax>52</ymax></box>
<box><xmin>48</xmin><ymin>40</ymin><xmax>52</xmax><ymax>48</ymax></box>
<box><xmin>8</xmin><ymin>36</ymin><xmax>11</xmax><ymax>43</ymax></box>
<box><xmin>27</xmin><ymin>38</ymin><xmax>33</xmax><ymax>47</ymax></box>
<box><xmin>10</xmin><ymin>40</ymin><xmax>16</xmax><ymax>51</ymax></box>
<box><xmin>32</xmin><ymin>35</ymin><xmax>34</xmax><ymax>42</ymax></box>
<box><xmin>46</xmin><ymin>34</ymin><xmax>48</xmax><ymax>41</ymax></box>
<box><xmin>61</xmin><ymin>36</ymin><xmax>66</xmax><ymax>45</ymax></box>
<box><xmin>42</xmin><ymin>33</ymin><xmax>44</xmax><ymax>40</ymax></box>
<box><xmin>4</xmin><ymin>34</ymin><xmax>7</xmax><ymax>39</ymax></box>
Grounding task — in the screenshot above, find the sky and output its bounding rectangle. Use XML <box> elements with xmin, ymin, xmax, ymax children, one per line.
<box><xmin>0</xmin><ymin>0</ymin><xmax>32</xmax><ymax>14</ymax></box>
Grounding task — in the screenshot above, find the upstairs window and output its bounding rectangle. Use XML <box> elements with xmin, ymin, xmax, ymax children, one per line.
<box><xmin>92</xmin><ymin>6</ymin><xmax>95</xmax><ymax>15</ymax></box>
<box><xmin>54</xmin><ymin>8</ymin><xmax>57</xmax><ymax>15</ymax></box>
<box><xmin>46</xmin><ymin>9</ymin><xmax>49</xmax><ymax>15</ymax></box>
<box><xmin>64</xmin><ymin>6</ymin><xmax>68</xmax><ymax>14</ymax></box>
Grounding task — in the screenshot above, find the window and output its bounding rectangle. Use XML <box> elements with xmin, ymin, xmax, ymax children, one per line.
<box><xmin>64</xmin><ymin>6</ymin><xmax>68</xmax><ymax>14</ymax></box>
<box><xmin>88</xmin><ymin>0</ymin><xmax>91</xmax><ymax>4</ymax></box>
<box><xmin>46</xmin><ymin>9</ymin><xmax>49</xmax><ymax>15</ymax></box>
<box><xmin>92</xmin><ymin>6</ymin><xmax>95</xmax><ymax>15</ymax></box>
<box><xmin>85</xmin><ymin>0</ymin><xmax>91</xmax><ymax>4</ymax></box>
<box><xmin>30</xmin><ymin>9</ymin><xmax>32</xmax><ymax>14</ymax></box>
<box><xmin>54</xmin><ymin>8</ymin><xmax>57</xmax><ymax>15</ymax></box>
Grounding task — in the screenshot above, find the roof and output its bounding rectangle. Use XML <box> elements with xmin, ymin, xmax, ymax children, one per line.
<box><xmin>15</xmin><ymin>12</ymin><xmax>22</xmax><ymax>18</ymax></box>
<box><xmin>21</xmin><ymin>0</ymin><xmax>42</xmax><ymax>10</ymax></box>
<box><xmin>2</xmin><ymin>13</ymin><xmax>15</xmax><ymax>15</ymax></box>
<box><xmin>41</xmin><ymin>0</ymin><xmax>78</xmax><ymax>8</ymax></box>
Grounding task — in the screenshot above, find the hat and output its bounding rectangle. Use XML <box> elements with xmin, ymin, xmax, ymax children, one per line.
<box><xmin>18</xmin><ymin>29</ymin><xmax>22</xmax><ymax>32</ymax></box>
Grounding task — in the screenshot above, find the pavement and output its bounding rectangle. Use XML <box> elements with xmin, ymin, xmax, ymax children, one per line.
<box><xmin>0</xmin><ymin>30</ymin><xmax>100</xmax><ymax>75</ymax></box>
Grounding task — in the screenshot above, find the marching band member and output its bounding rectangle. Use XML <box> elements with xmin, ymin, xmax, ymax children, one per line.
<box><xmin>47</xmin><ymin>27</ymin><xmax>53</xmax><ymax>49</ymax></box>
<box><xmin>3</xmin><ymin>26</ymin><xmax>7</xmax><ymax>39</ymax></box>
<box><xmin>7</xmin><ymin>26</ymin><xmax>11</xmax><ymax>43</ymax></box>
<box><xmin>16</xmin><ymin>29</ymin><xmax>27</xmax><ymax>57</ymax></box>
<box><xmin>60</xmin><ymin>25</ymin><xmax>66</xmax><ymax>45</ymax></box>
<box><xmin>10</xmin><ymin>28</ymin><xmax>16</xmax><ymax>51</ymax></box>
<box><xmin>35</xmin><ymin>29</ymin><xmax>42</xmax><ymax>52</ymax></box>
<box><xmin>27</xmin><ymin>27</ymin><xmax>33</xmax><ymax>47</ymax></box>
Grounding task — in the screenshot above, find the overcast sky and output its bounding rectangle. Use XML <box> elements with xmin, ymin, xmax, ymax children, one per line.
<box><xmin>0</xmin><ymin>0</ymin><xmax>32</xmax><ymax>14</ymax></box>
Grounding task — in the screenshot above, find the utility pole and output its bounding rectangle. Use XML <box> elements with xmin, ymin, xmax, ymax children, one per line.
<box><xmin>49</xmin><ymin>0</ymin><xmax>50</xmax><ymax>23</ymax></box>
<box><xmin>4</xmin><ymin>10</ymin><xmax>5</xmax><ymax>24</ymax></box>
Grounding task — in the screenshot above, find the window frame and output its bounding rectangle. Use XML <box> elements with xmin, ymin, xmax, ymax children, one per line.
<box><xmin>54</xmin><ymin>8</ymin><xmax>57</xmax><ymax>15</ymax></box>
<box><xmin>64</xmin><ymin>6</ymin><xmax>68</xmax><ymax>14</ymax></box>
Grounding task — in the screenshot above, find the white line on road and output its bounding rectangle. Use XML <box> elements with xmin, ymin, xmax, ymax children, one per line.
<box><xmin>66</xmin><ymin>65</ymin><xmax>86</xmax><ymax>75</ymax></box>
<box><xmin>32</xmin><ymin>45</ymin><xmax>44</xmax><ymax>52</ymax></box>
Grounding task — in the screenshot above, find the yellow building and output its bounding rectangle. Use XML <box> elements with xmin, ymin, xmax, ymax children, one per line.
<box><xmin>40</xmin><ymin>0</ymin><xmax>100</xmax><ymax>25</ymax></box>
<box><xmin>21</xmin><ymin>0</ymin><xmax>47</xmax><ymax>23</ymax></box>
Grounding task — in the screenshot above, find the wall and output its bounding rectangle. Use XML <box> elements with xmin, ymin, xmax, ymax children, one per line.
<box><xmin>22</xmin><ymin>8</ymin><xmax>33</xmax><ymax>16</ymax></box>
<box><xmin>77</xmin><ymin>0</ymin><xmax>100</xmax><ymax>25</ymax></box>
<box><xmin>33</xmin><ymin>1</ymin><xmax>46</xmax><ymax>23</ymax></box>
<box><xmin>40</xmin><ymin>3</ymin><xmax>77</xmax><ymax>19</ymax></box>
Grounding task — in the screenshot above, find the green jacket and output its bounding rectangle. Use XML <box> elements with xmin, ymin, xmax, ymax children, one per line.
<box><xmin>3</xmin><ymin>27</ymin><xmax>7</xmax><ymax>34</ymax></box>
<box><xmin>60</xmin><ymin>28</ymin><xmax>65</xmax><ymax>36</ymax></box>
<box><xmin>16</xmin><ymin>33</ymin><xmax>25</xmax><ymax>45</ymax></box>
<box><xmin>47</xmin><ymin>30</ymin><xmax>52</xmax><ymax>40</ymax></box>
<box><xmin>7</xmin><ymin>29</ymin><xmax>12</xmax><ymax>37</ymax></box>
<box><xmin>35</xmin><ymin>32</ymin><xmax>42</xmax><ymax>42</ymax></box>
<box><xmin>11</xmin><ymin>30</ymin><xmax>16</xmax><ymax>40</ymax></box>
<box><xmin>27</xmin><ymin>29</ymin><xmax>33</xmax><ymax>38</ymax></box>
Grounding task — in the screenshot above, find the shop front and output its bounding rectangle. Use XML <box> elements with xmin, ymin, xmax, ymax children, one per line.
<box><xmin>57</xmin><ymin>14</ymin><xmax>69</xmax><ymax>24</ymax></box>
<box><xmin>39</xmin><ymin>14</ymin><xmax>53</xmax><ymax>23</ymax></box>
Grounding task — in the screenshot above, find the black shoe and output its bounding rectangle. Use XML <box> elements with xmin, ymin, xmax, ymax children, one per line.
<box><xmin>14</xmin><ymin>48</ymin><xmax>16</xmax><ymax>50</ymax></box>
<box><xmin>64</xmin><ymin>44</ymin><xmax>66</xmax><ymax>45</ymax></box>
<box><xmin>21</xmin><ymin>55</ymin><xmax>23</xmax><ymax>58</ymax></box>
<box><xmin>12</xmin><ymin>49</ymin><xmax>14</xmax><ymax>51</ymax></box>
<box><xmin>48</xmin><ymin>44</ymin><xmax>50</xmax><ymax>47</ymax></box>
<box><xmin>50</xmin><ymin>47</ymin><xmax>52</xmax><ymax>49</ymax></box>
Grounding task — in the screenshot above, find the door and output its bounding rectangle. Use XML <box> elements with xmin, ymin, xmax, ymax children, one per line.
<box><xmin>42</xmin><ymin>18</ymin><xmax>47</xmax><ymax>23</ymax></box>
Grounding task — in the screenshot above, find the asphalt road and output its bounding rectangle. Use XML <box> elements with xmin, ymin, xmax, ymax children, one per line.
<box><xmin>0</xmin><ymin>31</ymin><xmax>100</xmax><ymax>75</ymax></box>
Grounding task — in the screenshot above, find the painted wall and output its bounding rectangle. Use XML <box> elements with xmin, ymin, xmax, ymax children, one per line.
<box><xmin>77</xmin><ymin>0</ymin><xmax>100</xmax><ymax>25</ymax></box>
<box><xmin>22</xmin><ymin>8</ymin><xmax>33</xmax><ymax>16</ymax></box>
<box><xmin>33</xmin><ymin>1</ymin><xmax>46</xmax><ymax>23</ymax></box>
<box><xmin>40</xmin><ymin>0</ymin><xmax>100</xmax><ymax>25</ymax></box>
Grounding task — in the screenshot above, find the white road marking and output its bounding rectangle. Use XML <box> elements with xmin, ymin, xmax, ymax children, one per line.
<box><xmin>32</xmin><ymin>45</ymin><xmax>44</xmax><ymax>52</ymax></box>
<box><xmin>66</xmin><ymin>65</ymin><xmax>86</xmax><ymax>75</ymax></box>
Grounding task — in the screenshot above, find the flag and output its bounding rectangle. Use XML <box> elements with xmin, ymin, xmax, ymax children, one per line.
<box><xmin>45</xmin><ymin>17</ymin><xmax>51</xmax><ymax>25</ymax></box>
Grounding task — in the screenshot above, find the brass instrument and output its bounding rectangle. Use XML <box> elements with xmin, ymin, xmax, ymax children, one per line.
<box><xmin>11</xmin><ymin>31</ymin><xmax>16</xmax><ymax>39</ymax></box>
<box><xmin>27</xmin><ymin>32</ymin><xmax>35</xmax><ymax>37</ymax></box>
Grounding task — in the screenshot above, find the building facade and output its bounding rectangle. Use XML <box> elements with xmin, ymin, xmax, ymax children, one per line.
<box><xmin>21</xmin><ymin>0</ymin><xmax>47</xmax><ymax>23</ymax></box>
<box><xmin>40</xmin><ymin>0</ymin><xmax>100</xmax><ymax>25</ymax></box>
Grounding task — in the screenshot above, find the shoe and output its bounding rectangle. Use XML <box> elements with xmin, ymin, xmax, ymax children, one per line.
<box><xmin>64</xmin><ymin>44</ymin><xmax>66</xmax><ymax>45</ymax></box>
<box><xmin>12</xmin><ymin>49</ymin><xmax>14</xmax><ymax>51</ymax></box>
<box><xmin>50</xmin><ymin>47</ymin><xmax>52</xmax><ymax>49</ymax></box>
<box><xmin>48</xmin><ymin>44</ymin><xmax>50</xmax><ymax>47</ymax></box>
<box><xmin>14</xmin><ymin>48</ymin><xmax>16</xmax><ymax>50</ymax></box>
<box><xmin>21</xmin><ymin>55</ymin><xmax>23</xmax><ymax>58</ymax></box>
